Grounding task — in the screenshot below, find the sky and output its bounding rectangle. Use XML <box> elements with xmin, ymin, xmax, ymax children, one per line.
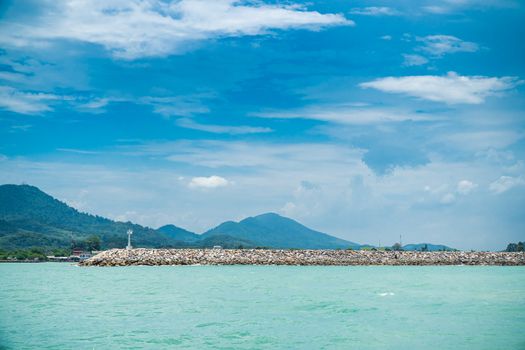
<box><xmin>0</xmin><ymin>0</ymin><xmax>524</xmax><ymax>250</ymax></box>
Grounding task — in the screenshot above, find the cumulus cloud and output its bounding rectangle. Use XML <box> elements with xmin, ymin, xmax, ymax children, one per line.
<box><xmin>457</xmin><ymin>180</ymin><xmax>478</xmax><ymax>195</ymax></box>
<box><xmin>402</xmin><ymin>54</ymin><xmax>429</xmax><ymax>67</ymax></box>
<box><xmin>440</xmin><ymin>193</ymin><xmax>456</xmax><ymax>204</ymax></box>
<box><xmin>400</xmin><ymin>34</ymin><xmax>478</xmax><ymax>68</ymax></box>
<box><xmin>0</xmin><ymin>0</ymin><xmax>351</xmax><ymax>59</ymax></box>
<box><xmin>360</xmin><ymin>72</ymin><xmax>520</xmax><ymax>104</ymax></box>
<box><xmin>428</xmin><ymin>180</ymin><xmax>478</xmax><ymax>204</ymax></box>
<box><xmin>189</xmin><ymin>175</ymin><xmax>230</xmax><ymax>189</ymax></box>
<box><xmin>280</xmin><ymin>201</ymin><xmax>298</xmax><ymax>217</ymax></box>
<box><xmin>2</xmin><ymin>141</ymin><xmax>522</xmax><ymax>250</ymax></box>
<box><xmin>489</xmin><ymin>175</ymin><xmax>525</xmax><ymax>194</ymax></box>
<box><xmin>349</xmin><ymin>7</ymin><xmax>399</xmax><ymax>16</ymax></box>
<box><xmin>77</xmin><ymin>98</ymin><xmax>111</xmax><ymax>110</ymax></box>
<box><xmin>416</xmin><ymin>35</ymin><xmax>478</xmax><ymax>57</ymax></box>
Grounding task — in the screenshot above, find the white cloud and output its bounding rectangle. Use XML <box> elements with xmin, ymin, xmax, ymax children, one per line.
<box><xmin>349</xmin><ymin>7</ymin><xmax>399</xmax><ymax>16</ymax></box>
<box><xmin>457</xmin><ymin>180</ymin><xmax>477</xmax><ymax>195</ymax></box>
<box><xmin>1</xmin><ymin>141</ymin><xmax>523</xmax><ymax>250</ymax></box>
<box><xmin>78</xmin><ymin>98</ymin><xmax>111</xmax><ymax>110</ymax></box>
<box><xmin>440</xmin><ymin>193</ymin><xmax>456</xmax><ymax>204</ymax></box>
<box><xmin>0</xmin><ymin>85</ymin><xmax>216</xmax><ymax>117</ymax></box>
<box><xmin>176</xmin><ymin>118</ymin><xmax>272</xmax><ymax>135</ymax></box>
<box><xmin>0</xmin><ymin>0</ymin><xmax>351</xmax><ymax>59</ymax></box>
<box><xmin>9</xmin><ymin>124</ymin><xmax>33</xmax><ymax>133</ymax></box>
<box><xmin>162</xmin><ymin>141</ymin><xmax>365</xmax><ymax>170</ymax></box>
<box><xmin>380</xmin><ymin>35</ymin><xmax>392</xmax><ymax>41</ymax></box>
<box><xmin>75</xmin><ymin>97</ymin><xmax>120</xmax><ymax>114</ymax></box>
<box><xmin>489</xmin><ymin>175</ymin><xmax>525</xmax><ymax>194</ymax></box>
<box><xmin>0</xmin><ymin>86</ymin><xmax>61</xmax><ymax>114</ymax></box>
<box><xmin>253</xmin><ymin>105</ymin><xmax>432</xmax><ymax>124</ymax></box>
<box><xmin>422</xmin><ymin>5</ymin><xmax>451</xmax><ymax>14</ymax></box>
<box><xmin>58</xmin><ymin>148</ymin><xmax>103</xmax><ymax>156</ymax></box>
<box><xmin>439</xmin><ymin>130</ymin><xmax>524</xmax><ymax>151</ymax></box>
<box><xmin>189</xmin><ymin>175</ymin><xmax>230</xmax><ymax>189</ymax></box>
<box><xmin>422</xmin><ymin>0</ymin><xmax>517</xmax><ymax>14</ymax></box>
<box><xmin>360</xmin><ymin>72</ymin><xmax>520</xmax><ymax>104</ymax></box>
<box><xmin>281</xmin><ymin>201</ymin><xmax>297</xmax><ymax>216</ymax></box>
<box><xmin>416</xmin><ymin>35</ymin><xmax>478</xmax><ymax>57</ymax></box>
<box><xmin>402</xmin><ymin>54</ymin><xmax>429</xmax><ymax>67</ymax></box>
<box><xmin>139</xmin><ymin>95</ymin><xmax>211</xmax><ymax>117</ymax></box>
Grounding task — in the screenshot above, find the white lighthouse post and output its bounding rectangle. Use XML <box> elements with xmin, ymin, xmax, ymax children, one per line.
<box><xmin>126</xmin><ymin>229</ymin><xmax>133</xmax><ymax>250</ymax></box>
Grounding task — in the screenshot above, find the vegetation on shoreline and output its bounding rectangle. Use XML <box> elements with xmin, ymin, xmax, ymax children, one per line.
<box><xmin>505</xmin><ymin>242</ymin><xmax>524</xmax><ymax>252</ymax></box>
<box><xmin>0</xmin><ymin>247</ymin><xmax>70</xmax><ymax>261</ymax></box>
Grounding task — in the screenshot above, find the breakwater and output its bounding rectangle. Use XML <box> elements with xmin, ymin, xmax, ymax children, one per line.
<box><xmin>80</xmin><ymin>248</ymin><xmax>525</xmax><ymax>266</ymax></box>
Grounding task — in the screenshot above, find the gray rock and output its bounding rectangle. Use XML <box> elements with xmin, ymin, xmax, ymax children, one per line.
<box><xmin>79</xmin><ymin>249</ymin><xmax>525</xmax><ymax>267</ymax></box>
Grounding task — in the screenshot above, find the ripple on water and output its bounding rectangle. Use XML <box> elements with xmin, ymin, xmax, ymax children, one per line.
<box><xmin>196</xmin><ymin>322</ymin><xmax>226</xmax><ymax>328</ymax></box>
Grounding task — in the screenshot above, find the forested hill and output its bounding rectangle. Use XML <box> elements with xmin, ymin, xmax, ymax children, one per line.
<box><xmin>0</xmin><ymin>184</ymin><xmax>361</xmax><ymax>251</ymax></box>
<box><xmin>0</xmin><ymin>184</ymin><xmax>188</xmax><ymax>249</ymax></box>
<box><xmin>0</xmin><ymin>184</ymin><xmax>454</xmax><ymax>252</ymax></box>
<box><xmin>202</xmin><ymin>212</ymin><xmax>360</xmax><ymax>249</ymax></box>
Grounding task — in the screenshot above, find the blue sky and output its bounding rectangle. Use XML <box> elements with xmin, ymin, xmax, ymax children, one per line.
<box><xmin>0</xmin><ymin>0</ymin><xmax>524</xmax><ymax>250</ymax></box>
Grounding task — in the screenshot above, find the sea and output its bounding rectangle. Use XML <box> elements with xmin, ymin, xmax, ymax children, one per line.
<box><xmin>1</xmin><ymin>263</ymin><xmax>524</xmax><ymax>349</ymax></box>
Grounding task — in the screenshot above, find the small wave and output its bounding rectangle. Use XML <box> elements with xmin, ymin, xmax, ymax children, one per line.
<box><xmin>378</xmin><ymin>292</ymin><xmax>395</xmax><ymax>296</ymax></box>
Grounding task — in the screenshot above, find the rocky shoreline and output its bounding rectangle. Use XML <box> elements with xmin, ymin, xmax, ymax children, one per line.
<box><xmin>80</xmin><ymin>248</ymin><xmax>525</xmax><ymax>266</ymax></box>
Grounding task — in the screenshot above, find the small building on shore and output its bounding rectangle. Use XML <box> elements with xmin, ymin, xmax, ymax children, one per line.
<box><xmin>70</xmin><ymin>250</ymin><xmax>93</xmax><ymax>261</ymax></box>
<box><xmin>46</xmin><ymin>256</ymin><xmax>70</xmax><ymax>262</ymax></box>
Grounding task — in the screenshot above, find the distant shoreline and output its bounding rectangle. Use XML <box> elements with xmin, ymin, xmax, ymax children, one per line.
<box><xmin>80</xmin><ymin>249</ymin><xmax>525</xmax><ymax>266</ymax></box>
<box><xmin>0</xmin><ymin>259</ymin><xmax>45</xmax><ymax>263</ymax></box>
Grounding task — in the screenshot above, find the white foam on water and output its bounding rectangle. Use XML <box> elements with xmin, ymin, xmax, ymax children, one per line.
<box><xmin>378</xmin><ymin>292</ymin><xmax>395</xmax><ymax>296</ymax></box>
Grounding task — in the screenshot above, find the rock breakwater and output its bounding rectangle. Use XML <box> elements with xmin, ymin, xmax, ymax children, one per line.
<box><xmin>80</xmin><ymin>249</ymin><xmax>525</xmax><ymax>266</ymax></box>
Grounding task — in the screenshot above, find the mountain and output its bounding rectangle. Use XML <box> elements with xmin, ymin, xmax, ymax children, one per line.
<box><xmin>2</xmin><ymin>184</ymin><xmax>355</xmax><ymax>251</ymax></box>
<box><xmin>0</xmin><ymin>184</ymin><xmax>186</xmax><ymax>250</ymax></box>
<box><xmin>402</xmin><ymin>243</ymin><xmax>455</xmax><ymax>251</ymax></box>
<box><xmin>158</xmin><ymin>224</ymin><xmax>200</xmax><ymax>242</ymax></box>
<box><xmin>202</xmin><ymin>212</ymin><xmax>359</xmax><ymax>249</ymax></box>
<box><xmin>199</xmin><ymin>235</ymin><xmax>256</xmax><ymax>249</ymax></box>
<box><xmin>2</xmin><ymin>184</ymin><xmax>451</xmax><ymax>251</ymax></box>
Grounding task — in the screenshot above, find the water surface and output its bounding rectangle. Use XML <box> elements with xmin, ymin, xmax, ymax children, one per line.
<box><xmin>1</xmin><ymin>263</ymin><xmax>524</xmax><ymax>349</ymax></box>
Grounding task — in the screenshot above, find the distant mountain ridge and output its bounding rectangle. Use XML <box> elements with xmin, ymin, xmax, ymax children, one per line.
<box><xmin>157</xmin><ymin>224</ymin><xmax>200</xmax><ymax>242</ymax></box>
<box><xmin>0</xmin><ymin>184</ymin><xmax>455</xmax><ymax>251</ymax></box>
<box><xmin>402</xmin><ymin>243</ymin><xmax>455</xmax><ymax>252</ymax></box>
<box><xmin>0</xmin><ymin>184</ymin><xmax>359</xmax><ymax>250</ymax></box>
<box><xmin>0</xmin><ymin>184</ymin><xmax>184</xmax><ymax>249</ymax></box>
<box><xmin>202</xmin><ymin>212</ymin><xmax>360</xmax><ymax>249</ymax></box>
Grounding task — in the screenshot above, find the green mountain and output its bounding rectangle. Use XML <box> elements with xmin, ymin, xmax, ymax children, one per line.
<box><xmin>199</xmin><ymin>235</ymin><xmax>256</xmax><ymax>249</ymax></box>
<box><xmin>1</xmin><ymin>184</ymin><xmax>357</xmax><ymax>250</ymax></box>
<box><xmin>202</xmin><ymin>212</ymin><xmax>360</xmax><ymax>249</ymax></box>
<box><xmin>0</xmin><ymin>184</ymin><xmax>186</xmax><ymax>249</ymax></box>
<box><xmin>402</xmin><ymin>243</ymin><xmax>455</xmax><ymax>251</ymax></box>
<box><xmin>1</xmin><ymin>183</ymin><xmax>453</xmax><ymax>251</ymax></box>
<box><xmin>157</xmin><ymin>224</ymin><xmax>200</xmax><ymax>242</ymax></box>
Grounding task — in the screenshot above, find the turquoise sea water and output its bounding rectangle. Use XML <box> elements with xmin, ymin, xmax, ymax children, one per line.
<box><xmin>1</xmin><ymin>263</ymin><xmax>524</xmax><ymax>349</ymax></box>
